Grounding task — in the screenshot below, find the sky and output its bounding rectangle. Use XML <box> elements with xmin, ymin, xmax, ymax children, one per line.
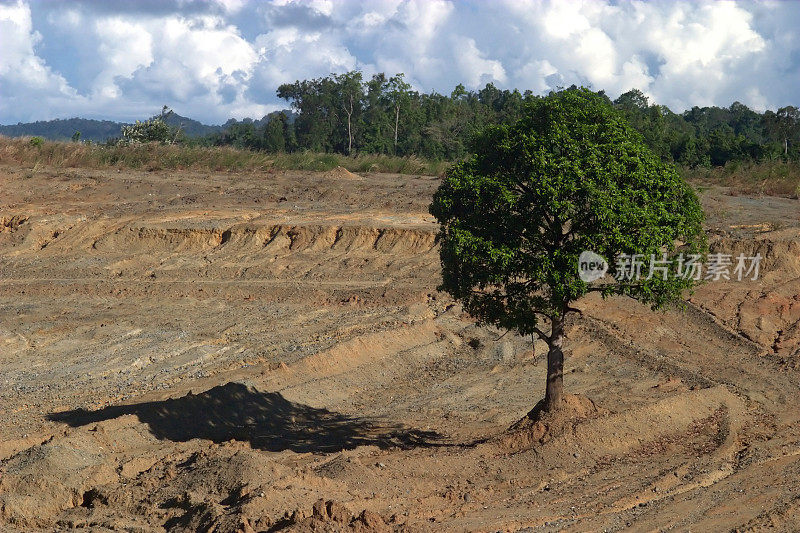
<box><xmin>1</xmin><ymin>0</ymin><xmax>799</xmax><ymax>125</ymax></box>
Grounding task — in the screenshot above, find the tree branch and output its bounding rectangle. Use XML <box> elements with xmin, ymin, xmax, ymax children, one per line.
<box><xmin>532</xmin><ymin>326</ymin><xmax>550</xmax><ymax>343</ymax></box>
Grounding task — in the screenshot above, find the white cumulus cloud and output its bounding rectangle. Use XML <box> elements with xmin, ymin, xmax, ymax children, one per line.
<box><xmin>0</xmin><ymin>0</ymin><xmax>82</xmax><ymax>121</ymax></box>
<box><xmin>1</xmin><ymin>0</ymin><xmax>799</xmax><ymax>124</ymax></box>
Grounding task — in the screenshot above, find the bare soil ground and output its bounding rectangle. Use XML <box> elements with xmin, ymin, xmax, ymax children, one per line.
<box><xmin>1</xmin><ymin>163</ymin><xmax>799</xmax><ymax>532</ymax></box>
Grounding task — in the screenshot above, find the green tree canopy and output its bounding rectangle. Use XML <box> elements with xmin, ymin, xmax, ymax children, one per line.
<box><xmin>263</xmin><ymin>112</ymin><xmax>290</xmax><ymax>153</ymax></box>
<box><xmin>120</xmin><ymin>117</ymin><xmax>173</xmax><ymax>144</ymax></box>
<box><xmin>430</xmin><ymin>87</ymin><xmax>706</xmax><ymax>413</ymax></box>
<box><xmin>764</xmin><ymin>106</ymin><xmax>800</xmax><ymax>156</ymax></box>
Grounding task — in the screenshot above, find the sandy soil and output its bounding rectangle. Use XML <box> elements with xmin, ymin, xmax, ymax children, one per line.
<box><xmin>1</xmin><ymin>163</ymin><xmax>799</xmax><ymax>531</ymax></box>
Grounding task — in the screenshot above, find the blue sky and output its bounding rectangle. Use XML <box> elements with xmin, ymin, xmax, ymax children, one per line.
<box><xmin>2</xmin><ymin>0</ymin><xmax>799</xmax><ymax>125</ymax></box>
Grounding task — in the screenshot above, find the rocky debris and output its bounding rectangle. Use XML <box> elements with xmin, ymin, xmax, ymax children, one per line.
<box><xmin>0</xmin><ymin>214</ymin><xmax>28</xmax><ymax>232</ymax></box>
<box><xmin>276</xmin><ymin>499</ymin><xmax>393</xmax><ymax>532</ymax></box>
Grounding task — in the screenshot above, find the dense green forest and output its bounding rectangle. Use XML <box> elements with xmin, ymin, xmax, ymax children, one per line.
<box><xmin>208</xmin><ymin>72</ymin><xmax>800</xmax><ymax>169</ymax></box>
<box><xmin>5</xmin><ymin>70</ymin><xmax>799</xmax><ymax>169</ymax></box>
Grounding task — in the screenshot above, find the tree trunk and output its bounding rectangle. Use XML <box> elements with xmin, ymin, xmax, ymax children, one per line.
<box><xmin>544</xmin><ymin>314</ymin><xmax>565</xmax><ymax>412</ymax></box>
<box><xmin>344</xmin><ymin>95</ymin><xmax>353</xmax><ymax>155</ymax></box>
<box><xmin>394</xmin><ymin>105</ymin><xmax>399</xmax><ymax>154</ymax></box>
<box><xmin>347</xmin><ymin>109</ymin><xmax>352</xmax><ymax>155</ymax></box>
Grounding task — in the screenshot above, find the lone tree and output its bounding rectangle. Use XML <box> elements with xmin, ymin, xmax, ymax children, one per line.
<box><xmin>120</xmin><ymin>106</ymin><xmax>179</xmax><ymax>145</ymax></box>
<box><xmin>430</xmin><ymin>88</ymin><xmax>705</xmax><ymax>414</ymax></box>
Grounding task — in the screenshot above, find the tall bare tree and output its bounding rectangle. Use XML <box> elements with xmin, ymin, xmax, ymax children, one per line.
<box><xmin>387</xmin><ymin>74</ymin><xmax>411</xmax><ymax>154</ymax></box>
<box><xmin>334</xmin><ymin>72</ymin><xmax>364</xmax><ymax>155</ymax></box>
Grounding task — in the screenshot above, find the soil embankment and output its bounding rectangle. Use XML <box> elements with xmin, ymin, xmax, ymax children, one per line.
<box><xmin>1</xmin><ymin>164</ymin><xmax>799</xmax><ymax>531</ymax></box>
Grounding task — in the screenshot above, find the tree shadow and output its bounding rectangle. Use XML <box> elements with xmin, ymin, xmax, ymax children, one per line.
<box><xmin>47</xmin><ymin>382</ymin><xmax>443</xmax><ymax>453</ymax></box>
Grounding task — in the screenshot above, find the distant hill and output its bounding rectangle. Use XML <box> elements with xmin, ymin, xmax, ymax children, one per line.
<box><xmin>0</xmin><ymin>111</ymin><xmax>295</xmax><ymax>143</ymax></box>
<box><xmin>0</xmin><ymin>113</ymin><xmax>225</xmax><ymax>143</ymax></box>
<box><xmin>162</xmin><ymin>113</ymin><xmax>223</xmax><ymax>138</ymax></box>
<box><xmin>0</xmin><ymin>118</ymin><xmax>128</xmax><ymax>142</ymax></box>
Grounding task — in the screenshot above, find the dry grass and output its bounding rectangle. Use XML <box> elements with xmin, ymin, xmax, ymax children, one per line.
<box><xmin>9</xmin><ymin>135</ymin><xmax>796</xmax><ymax>196</ymax></box>
<box><xmin>0</xmin><ymin>136</ymin><xmax>450</xmax><ymax>176</ymax></box>
<box><xmin>682</xmin><ymin>160</ymin><xmax>800</xmax><ymax>198</ymax></box>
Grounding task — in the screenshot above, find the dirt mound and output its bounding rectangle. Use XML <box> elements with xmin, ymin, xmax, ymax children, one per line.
<box><xmin>323</xmin><ymin>166</ymin><xmax>363</xmax><ymax>181</ymax></box>
<box><xmin>495</xmin><ymin>386</ymin><xmax>744</xmax><ymax>462</ymax></box>
<box><xmin>499</xmin><ymin>395</ymin><xmax>607</xmax><ymax>452</ymax></box>
<box><xmin>0</xmin><ymin>433</ymin><xmax>118</xmax><ymax>526</ymax></box>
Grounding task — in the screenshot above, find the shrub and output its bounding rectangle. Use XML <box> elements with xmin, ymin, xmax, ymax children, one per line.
<box><xmin>121</xmin><ymin>118</ymin><xmax>173</xmax><ymax>144</ymax></box>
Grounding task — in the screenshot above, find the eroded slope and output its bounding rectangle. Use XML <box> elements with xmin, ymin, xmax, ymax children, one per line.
<box><xmin>1</xmin><ymin>164</ymin><xmax>799</xmax><ymax>531</ymax></box>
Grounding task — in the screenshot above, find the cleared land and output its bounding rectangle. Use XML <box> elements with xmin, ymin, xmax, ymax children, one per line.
<box><xmin>1</xmin><ymin>163</ymin><xmax>799</xmax><ymax>531</ymax></box>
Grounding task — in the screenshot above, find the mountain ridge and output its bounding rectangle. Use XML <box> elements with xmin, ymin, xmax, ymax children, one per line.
<box><xmin>0</xmin><ymin>112</ymin><xmax>293</xmax><ymax>142</ymax></box>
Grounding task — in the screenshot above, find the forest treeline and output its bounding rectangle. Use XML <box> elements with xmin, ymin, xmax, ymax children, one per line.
<box><xmin>6</xmin><ymin>70</ymin><xmax>799</xmax><ymax>169</ymax></box>
<box><xmin>204</xmin><ymin>71</ymin><xmax>800</xmax><ymax>169</ymax></box>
